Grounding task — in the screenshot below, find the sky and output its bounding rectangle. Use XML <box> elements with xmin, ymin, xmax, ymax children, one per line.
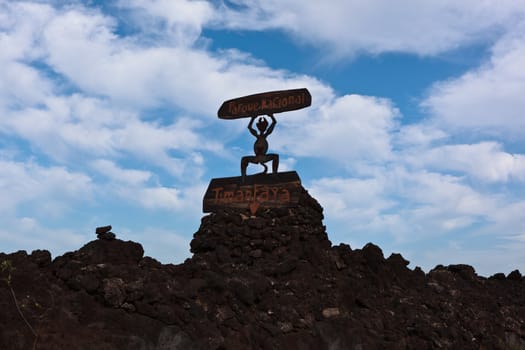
<box><xmin>1</xmin><ymin>0</ymin><xmax>525</xmax><ymax>276</ymax></box>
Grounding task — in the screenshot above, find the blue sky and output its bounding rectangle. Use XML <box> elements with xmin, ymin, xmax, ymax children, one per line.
<box><xmin>1</xmin><ymin>0</ymin><xmax>525</xmax><ymax>276</ymax></box>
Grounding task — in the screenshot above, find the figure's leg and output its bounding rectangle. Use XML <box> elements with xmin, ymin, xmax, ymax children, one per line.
<box><xmin>268</xmin><ymin>153</ymin><xmax>279</xmax><ymax>174</ymax></box>
<box><xmin>241</xmin><ymin>156</ymin><xmax>250</xmax><ymax>181</ymax></box>
<box><xmin>261</xmin><ymin>162</ymin><xmax>268</xmax><ymax>174</ymax></box>
<box><xmin>241</xmin><ymin>156</ymin><xmax>257</xmax><ymax>182</ymax></box>
<box><xmin>255</xmin><ymin>156</ymin><xmax>270</xmax><ymax>175</ymax></box>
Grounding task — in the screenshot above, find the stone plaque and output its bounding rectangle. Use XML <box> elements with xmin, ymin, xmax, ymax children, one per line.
<box><xmin>203</xmin><ymin>171</ymin><xmax>302</xmax><ymax>213</ymax></box>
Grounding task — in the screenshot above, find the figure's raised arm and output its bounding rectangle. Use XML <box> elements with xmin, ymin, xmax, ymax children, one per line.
<box><xmin>265</xmin><ymin>114</ymin><xmax>277</xmax><ymax>135</ymax></box>
<box><xmin>247</xmin><ymin>116</ymin><xmax>258</xmax><ymax>137</ymax></box>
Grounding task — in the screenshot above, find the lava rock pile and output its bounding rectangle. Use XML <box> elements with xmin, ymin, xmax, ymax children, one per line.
<box><xmin>1</xmin><ymin>188</ymin><xmax>524</xmax><ymax>349</ymax></box>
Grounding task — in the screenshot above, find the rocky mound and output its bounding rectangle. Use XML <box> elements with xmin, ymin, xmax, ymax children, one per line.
<box><xmin>1</xmin><ymin>188</ymin><xmax>524</xmax><ymax>349</ymax></box>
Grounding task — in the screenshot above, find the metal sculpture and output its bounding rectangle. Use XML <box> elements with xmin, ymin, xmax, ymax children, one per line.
<box><xmin>202</xmin><ymin>88</ymin><xmax>311</xmax><ymax>213</ymax></box>
<box><xmin>241</xmin><ymin>114</ymin><xmax>279</xmax><ymax>180</ymax></box>
<box><xmin>218</xmin><ymin>88</ymin><xmax>311</xmax><ymax>180</ymax></box>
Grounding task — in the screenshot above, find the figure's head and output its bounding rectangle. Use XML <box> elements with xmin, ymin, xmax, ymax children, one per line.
<box><xmin>256</xmin><ymin>117</ymin><xmax>268</xmax><ymax>132</ymax></box>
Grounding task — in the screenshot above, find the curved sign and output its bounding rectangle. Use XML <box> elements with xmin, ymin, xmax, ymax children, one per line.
<box><xmin>218</xmin><ymin>88</ymin><xmax>311</xmax><ymax>119</ymax></box>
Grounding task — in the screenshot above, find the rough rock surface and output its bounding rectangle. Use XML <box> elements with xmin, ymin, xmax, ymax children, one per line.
<box><xmin>1</xmin><ymin>188</ymin><xmax>524</xmax><ymax>349</ymax></box>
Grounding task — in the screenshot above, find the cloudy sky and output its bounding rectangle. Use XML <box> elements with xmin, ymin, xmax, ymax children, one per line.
<box><xmin>1</xmin><ymin>0</ymin><xmax>525</xmax><ymax>276</ymax></box>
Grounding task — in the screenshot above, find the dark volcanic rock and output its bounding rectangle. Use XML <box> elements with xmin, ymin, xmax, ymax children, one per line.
<box><xmin>96</xmin><ymin>225</ymin><xmax>116</xmax><ymax>240</ymax></box>
<box><xmin>1</xmin><ymin>187</ymin><xmax>525</xmax><ymax>349</ymax></box>
<box><xmin>95</xmin><ymin>225</ymin><xmax>112</xmax><ymax>235</ymax></box>
<box><xmin>98</xmin><ymin>231</ymin><xmax>116</xmax><ymax>240</ymax></box>
<box><xmin>30</xmin><ymin>249</ymin><xmax>52</xmax><ymax>267</ymax></box>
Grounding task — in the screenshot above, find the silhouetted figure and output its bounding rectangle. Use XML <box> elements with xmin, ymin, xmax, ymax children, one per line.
<box><xmin>241</xmin><ymin>114</ymin><xmax>279</xmax><ymax>181</ymax></box>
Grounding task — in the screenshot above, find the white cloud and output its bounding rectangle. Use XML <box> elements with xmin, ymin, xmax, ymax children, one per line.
<box><xmin>310</xmin><ymin>176</ymin><xmax>391</xmax><ymax>218</ymax></box>
<box><xmin>278</xmin><ymin>157</ymin><xmax>296</xmax><ymax>172</ymax></box>
<box><xmin>0</xmin><ymin>92</ymin><xmax>222</xmax><ymax>177</ymax></box>
<box><xmin>215</xmin><ymin>0</ymin><xmax>525</xmax><ymax>57</ymax></box>
<box><xmin>109</xmin><ymin>181</ymin><xmax>206</xmax><ymax>215</ymax></box>
<box><xmin>137</xmin><ymin>187</ymin><xmax>183</xmax><ymax>210</ymax></box>
<box><xmin>120</xmin><ymin>0</ymin><xmax>215</xmax><ymax>46</ymax></box>
<box><xmin>0</xmin><ymin>0</ymin><xmax>332</xmax><ymax>179</ymax></box>
<box><xmin>397</xmin><ymin>170</ymin><xmax>493</xmax><ymax>218</ymax></box>
<box><xmin>0</xmin><ymin>159</ymin><xmax>93</xmax><ymax>217</ymax></box>
<box><xmin>0</xmin><ymin>0</ymin><xmax>333</xmax><ymax>224</ymax></box>
<box><xmin>423</xmin><ymin>24</ymin><xmax>525</xmax><ymax>136</ymax></box>
<box><xmin>142</xmin><ymin>183</ymin><xmax>205</xmax><ymax>213</ymax></box>
<box><xmin>486</xmin><ymin>200</ymin><xmax>525</xmax><ymax>238</ymax></box>
<box><xmin>0</xmin><ymin>2</ymin><xmax>55</xmax><ymax>108</ymax></box>
<box><xmin>0</xmin><ymin>1</ymin><xmax>54</xmax><ymax>62</ymax></box>
<box><xmin>91</xmin><ymin>159</ymin><xmax>152</xmax><ymax>185</ymax></box>
<box><xmin>312</xmin><ymin>166</ymin><xmax>503</xmax><ymax>240</ymax></box>
<box><xmin>275</xmin><ymin>94</ymin><xmax>398</xmax><ymax>166</ymax></box>
<box><xmin>311</xmin><ymin>164</ymin><xmax>525</xmax><ymax>275</ymax></box>
<box><xmin>0</xmin><ymin>62</ymin><xmax>53</xmax><ymax>108</ymax></box>
<box><xmin>0</xmin><ymin>216</ymin><xmax>87</xmax><ymax>257</ymax></box>
<box><xmin>420</xmin><ymin>240</ymin><xmax>525</xmax><ymax>276</ymax></box>
<box><xmin>405</xmin><ymin>142</ymin><xmax>525</xmax><ymax>183</ymax></box>
<box><xmin>122</xmin><ymin>227</ymin><xmax>192</xmax><ymax>264</ymax></box>
<box><xmin>36</xmin><ymin>4</ymin><xmax>331</xmax><ymax>115</ymax></box>
<box><xmin>395</xmin><ymin>124</ymin><xmax>447</xmax><ymax>147</ymax></box>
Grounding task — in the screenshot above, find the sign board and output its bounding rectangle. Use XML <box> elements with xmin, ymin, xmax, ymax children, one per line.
<box><xmin>203</xmin><ymin>171</ymin><xmax>302</xmax><ymax>213</ymax></box>
<box><xmin>218</xmin><ymin>88</ymin><xmax>311</xmax><ymax>120</ymax></box>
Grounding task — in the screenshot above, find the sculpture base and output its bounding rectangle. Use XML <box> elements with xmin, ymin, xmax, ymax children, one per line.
<box><xmin>203</xmin><ymin>171</ymin><xmax>302</xmax><ymax>213</ymax></box>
